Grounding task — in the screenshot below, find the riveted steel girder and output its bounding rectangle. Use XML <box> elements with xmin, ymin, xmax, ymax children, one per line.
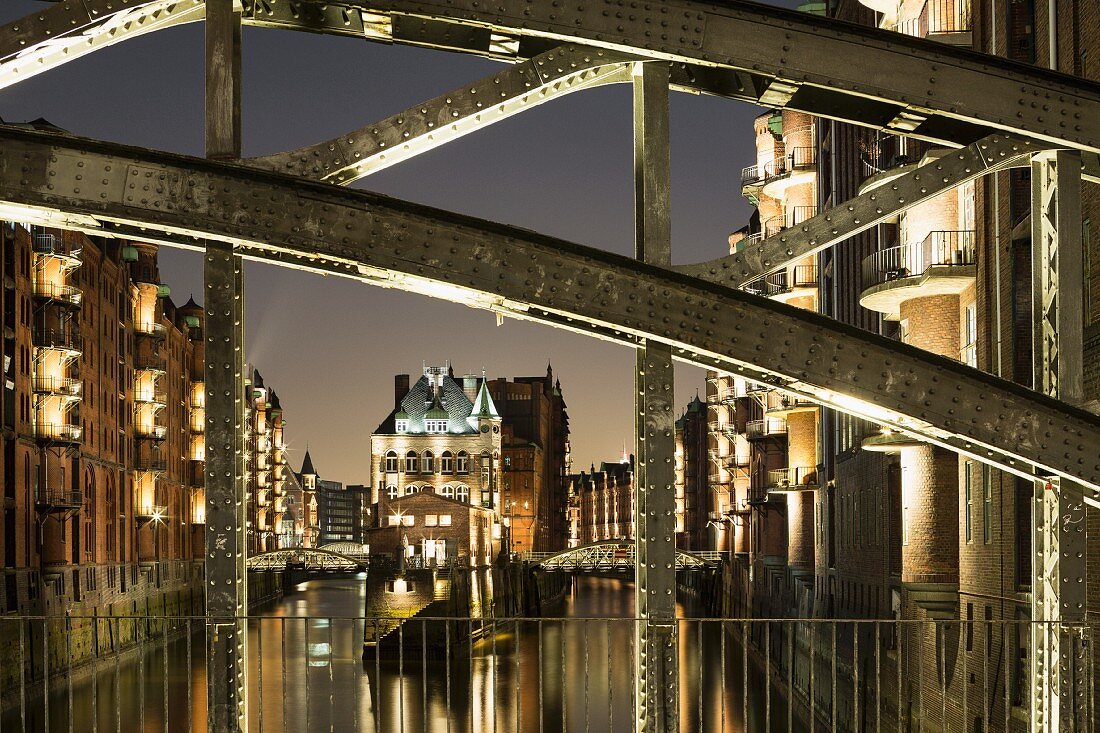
<box><xmin>251</xmin><ymin>44</ymin><xmax>635</xmax><ymax>183</ymax></box>
<box><xmin>0</xmin><ymin>0</ymin><xmax>205</xmax><ymax>91</ymax></box>
<box><xmin>2</xmin><ymin>127</ymin><xmax>1100</xmax><ymax>501</ymax></box>
<box><xmin>676</xmin><ymin>133</ymin><xmax>1049</xmax><ymax>287</ymax></box>
<box><xmin>7</xmin><ymin>1</ymin><xmax>1100</xmax><ymax>151</ymax></box>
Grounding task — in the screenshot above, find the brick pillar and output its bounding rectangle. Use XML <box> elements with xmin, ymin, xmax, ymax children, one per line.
<box><xmin>786</xmin><ymin>410</ymin><xmax>817</xmax><ymax>570</ymax></box>
<box><xmin>899</xmin><ymin>295</ymin><xmax>961</xmax><ymax>355</ymax></box>
<box><xmin>900</xmin><ymin>444</ymin><xmax>960</xmax><ymax>586</ymax></box>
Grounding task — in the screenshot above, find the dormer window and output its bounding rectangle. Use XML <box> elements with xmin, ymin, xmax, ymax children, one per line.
<box><xmin>425</xmin><ymin>419</ymin><xmax>447</xmax><ymax>433</ymax></box>
<box><xmin>395</xmin><ymin>419</ymin><xmax>408</xmax><ymax>433</ymax></box>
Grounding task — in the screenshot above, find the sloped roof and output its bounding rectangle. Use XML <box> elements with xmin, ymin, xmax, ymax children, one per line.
<box><xmin>374</xmin><ymin>371</ymin><xmax>480</xmax><ymax>434</ymax></box>
<box><xmin>300</xmin><ymin>450</ymin><xmax>316</xmax><ymax>476</ymax></box>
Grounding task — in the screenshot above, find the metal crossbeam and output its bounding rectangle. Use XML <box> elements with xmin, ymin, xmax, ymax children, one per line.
<box><xmin>2</xmin><ymin>128</ymin><xmax>1100</xmax><ymax>501</ymax></box>
<box><xmin>676</xmin><ymin>133</ymin><xmax>1047</xmax><ymax>287</ymax></box>
<box><xmin>251</xmin><ymin>45</ymin><xmax>634</xmax><ymax>183</ymax></box>
<box><xmin>0</xmin><ymin>0</ymin><xmax>204</xmax><ymax>91</ymax></box>
<box><xmin>6</xmin><ymin>1</ymin><xmax>1100</xmax><ymax>150</ymax></box>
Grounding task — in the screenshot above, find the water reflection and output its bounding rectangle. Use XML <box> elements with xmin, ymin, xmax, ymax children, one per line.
<box><xmin>3</xmin><ymin>575</ymin><xmax>798</xmax><ymax>732</ymax></box>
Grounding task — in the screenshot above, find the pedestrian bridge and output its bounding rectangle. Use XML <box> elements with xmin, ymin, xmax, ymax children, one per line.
<box><xmin>522</xmin><ymin>541</ymin><xmax>720</xmax><ymax>572</ymax></box>
<box><xmin>246</xmin><ymin>546</ymin><xmax>368</xmax><ymax>572</ymax></box>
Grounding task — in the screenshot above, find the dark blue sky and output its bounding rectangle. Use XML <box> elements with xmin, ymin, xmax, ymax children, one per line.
<box><xmin>1</xmin><ymin>1</ymin><xmax>797</xmax><ymax>483</ymax></box>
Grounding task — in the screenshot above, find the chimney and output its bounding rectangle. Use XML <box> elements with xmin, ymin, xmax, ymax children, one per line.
<box><xmin>463</xmin><ymin>375</ymin><xmax>479</xmax><ymax>401</ymax></box>
<box><xmin>395</xmin><ymin>374</ymin><xmax>410</xmax><ymax>406</ymax></box>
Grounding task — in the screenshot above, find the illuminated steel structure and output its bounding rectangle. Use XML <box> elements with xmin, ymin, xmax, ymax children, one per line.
<box><xmin>1</xmin><ymin>0</ymin><xmax>1100</xmax><ymax>730</ymax></box>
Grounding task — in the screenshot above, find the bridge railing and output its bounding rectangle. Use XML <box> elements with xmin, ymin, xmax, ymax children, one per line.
<box><xmin>0</xmin><ymin>614</ymin><xmax>1091</xmax><ymax>733</ymax></box>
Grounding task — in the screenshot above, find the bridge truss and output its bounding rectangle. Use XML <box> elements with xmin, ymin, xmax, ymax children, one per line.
<box><xmin>2</xmin><ymin>1</ymin><xmax>1098</xmax><ymax>731</ymax></box>
<box><xmin>245</xmin><ymin>547</ymin><xmax>367</xmax><ymax>572</ymax></box>
<box><xmin>526</xmin><ymin>541</ymin><xmax>717</xmax><ymax>572</ymax></box>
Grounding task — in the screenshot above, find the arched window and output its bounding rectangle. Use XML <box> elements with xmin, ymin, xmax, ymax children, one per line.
<box><xmin>441</xmin><ymin>451</ymin><xmax>454</xmax><ymax>474</ymax></box>
<box><xmin>404</xmin><ymin>484</ymin><xmax>419</xmax><ymax>496</ymax></box>
<box><xmin>440</xmin><ymin>484</ymin><xmax>455</xmax><ymax>499</ymax></box>
<box><xmin>456</xmin><ymin>451</ymin><xmax>469</xmax><ymax>475</ymax></box>
<box><xmin>422</xmin><ymin>451</ymin><xmax>434</xmax><ymax>474</ymax></box>
<box><xmin>386</xmin><ymin>485</ymin><xmax>398</xmax><ymax>500</ymax></box>
<box><xmin>405</xmin><ymin>451</ymin><xmax>418</xmax><ymax>473</ymax></box>
<box><xmin>384</xmin><ymin>451</ymin><xmax>398</xmax><ymax>473</ymax></box>
<box><xmin>456</xmin><ymin>484</ymin><xmax>470</xmax><ymax>504</ymax></box>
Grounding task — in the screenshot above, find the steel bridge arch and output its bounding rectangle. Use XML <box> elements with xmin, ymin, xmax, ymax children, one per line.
<box><xmin>245</xmin><ymin>546</ymin><xmax>366</xmax><ymax>571</ymax></box>
<box><xmin>1</xmin><ymin>126</ymin><xmax>1099</xmax><ymax>501</ymax></box>
<box><xmin>532</xmin><ymin>541</ymin><xmax>715</xmax><ymax>571</ymax></box>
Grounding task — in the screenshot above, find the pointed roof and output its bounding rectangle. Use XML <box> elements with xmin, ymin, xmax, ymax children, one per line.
<box><xmin>469</xmin><ymin>379</ymin><xmax>500</xmax><ymax>419</ymax></box>
<box><xmin>253</xmin><ymin>369</ymin><xmax>265</xmax><ymax>389</ymax></box>
<box><xmin>269</xmin><ymin>390</ymin><xmax>282</xmax><ymax>411</ymax></box>
<box><xmin>425</xmin><ymin>391</ymin><xmax>449</xmax><ymax>419</ymax></box>
<box><xmin>300</xmin><ymin>450</ymin><xmax>316</xmax><ymax>476</ymax></box>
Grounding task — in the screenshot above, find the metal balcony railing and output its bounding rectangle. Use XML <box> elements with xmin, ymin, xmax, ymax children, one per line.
<box><xmin>135</xmin><ymin>504</ymin><xmax>168</xmax><ymax>520</ymax></box>
<box><xmin>34</xmin><ymin>488</ymin><xmax>83</xmax><ymax>510</ymax></box>
<box><xmin>134</xmin><ymin>321</ymin><xmax>167</xmax><ymax>339</ymax></box>
<box><xmin>33</xmin><ymin>233</ymin><xmax>81</xmax><ymax>260</ymax></box>
<box><xmin>764</xmin><ymin>206</ymin><xmax>818</xmax><ymax>238</ymax></box>
<box><xmin>744</xmin><ymin>265</ymin><xmax>819</xmax><ymax>297</ymax></box>
<box><xmin>861</xmin><ymin>230</ymin><xmax>976</xmax><ymax>291</ymax></box>
<box><xmin>786</xmin><ymin>146</ymin><xmax>817</xmax><ymax>171</ymax></box>
<box><xmin>740</xmin><ymin>163</ymin><xmax>760</xmax><ymax>188</ymax></box>
<box><xmin>135</xmin><ymin>424</ymin><xmax>168</xmax><ymax>440</ymax></box>
<box><xmin>32</xmin><ymin>375</ymin><xmax>82</xmax><ymax>397</ymax></box>
<box><xmin>859</xmin><ymin>136</ymin><xmax>919</xmax><ymax>180</ymax></box>
<box><xmin>32</xmin><ymin>328</ymin><xmax>82</xmax><ymax>352</ymax></box>
<box><xmin>767</xmin><ymin>466</ymin><xmax>819</xmax><ymax>490</ymax></box>
<box><xmin>745</xmin><ymin>418</ymin><xmax>786</xmax><ymax>440</ymax></box>
<box><xmin>134</xmin><ymin>389</ymin><xmax>167</xmax><ymax>407</ymax></box>
<box><xmin>32</xmin><ymin>282</ymin><xmax>82</xmax><ymax>307</ymax></box>
<box><xmin>718</xmin><ymin>388</ymin><xmax>737</xmax><ymax>403</ymax></box>
<box><xmin>134</xmin><ymin>353</ymin><xmax>166</xmax><ymax>372</ymax></box>
<box><xmin>766</xmin><ymin>392</ymin><xmax>816</xmax><ymax>413</ymax></box>
<box><xmin>895</xmin><ymin>0</ymin><xmax>971</xmax><ymax>38</ymax></box>
<box><xmin>34</xmin><ymin>422</ymin><xmax>83</xmax><ymax>443</ymax></box>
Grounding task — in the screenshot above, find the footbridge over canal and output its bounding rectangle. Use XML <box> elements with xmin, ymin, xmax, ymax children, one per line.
<box><xmin>521</xmin><ymin>540</ymin><xmax>721</xmax><ymax>574</ymax></box>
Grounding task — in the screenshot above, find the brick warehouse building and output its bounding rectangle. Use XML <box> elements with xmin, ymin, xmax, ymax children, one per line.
<box><xmin>0</xmin><ymin>218</ymin><xmax>301</xmax><ymax>687</ymax></box>
<box><xmin>706</xmin><ymin>0</ymin><xmax>1100</xmax><ymax>730</ymax></box>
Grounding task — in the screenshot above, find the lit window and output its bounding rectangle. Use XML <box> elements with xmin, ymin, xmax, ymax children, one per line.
<box><xmin>425</xmin><ymin>515</ymin><xmax>438</xmax><ymax>527</ymax></box>
<box><xmin>395</xmin><ymin>419</ymin><xmax>408</xmax><ymax>433</ymax></box>
<box><xmin>387</xmin><ymin>515</ymin><xmax>401</xmax><ymax>527</ymax></box>
<box><xmin>439</xmin><ymin>515</ymin><xmax>452</xmax><ymax>527</ymax></box>
<box><xmin>386</xmin><ymin>485</ymin><xmax>398</xmax><ymax>500</ymax></box>
<box><xmin>457</xmin><ymin>451</ymin><xmax>469</xmax><ymax>474</ymax></box>
<box><xmin>964</xmin><ymin>462</ymin><xmax>973</xmax><ymax>544</ymax></box>
<box><xmin>440</xmin><ymin>484</ymin><xmax>455</xmax><ymax>499</ymax></box>
<box><xmin>423</xmin><ymin>451</ymin><xmax>434</xmax><ymax>474</ymax></box>
<box><xmin>456</xmin><ymin>485</ymin><xmax>470</xmax><ymax>504</ymax></box>
<box><xmin>401</xmin><ymin>515</ymin><xmax>415</xmax><ymax>527</ymax></box>
<box><xmin>405</xmin><ymin>451</ymin><xmax>418</xmax><ymax>473</ymax></box>
<box><xmin>441</xmin><ymin>451</ymin><xmax>454</xmax><ymax>473</ymax></box>
<box><xmin>405</xmin><ymin>485</ymin><xmax>418</xmax><ymax>496</ymax></box>
<box><xmin>962</xmin><ymin>303</ymin><xmax>977</xmax><ymax>366</ymax></box>
<box><xmin>385</xmin><ymin>451</ymin><xmax>398</xmax><ymax>473</ymax></box>
<box><xmin>982</xmin><ymin>466</ymin><xmax>993</xmax><ymax>544</ymax></box>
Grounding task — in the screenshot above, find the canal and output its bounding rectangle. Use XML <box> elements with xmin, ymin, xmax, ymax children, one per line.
<box><xmin>3</xmin><ymin>576</ymin><xmax>800</xmax><ymax>732</ymax></box>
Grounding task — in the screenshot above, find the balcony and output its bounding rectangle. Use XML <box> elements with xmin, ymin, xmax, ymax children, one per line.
<box><xmin>35</xmin><ymin>488</ymin><xmax>83</xmax><ymax>513</ymax></box>
<box><xmin>761</xmin><ymin>147</ymin><xmax>817</xmax><ymax>198</ymax></box>
<box><xmin>718</xmin><ymin>388</ymin><xmax>737</xmax><ymax>404</ymax></box>
<box><xmin>134</xmin><ymin>389</ymin><xmax>167</xmax><ymax>408</ymax></box>
<box><xmin>740</xmin><ymin>164</ymin><xmax>762</xmax><ymax>193</ymax></box>
<box><xmin>33</xmin><ymin>375</ymin><xmax>82</xmax><ymax>399</ymax></box>
<box><xmin>33</xmin><ymin>328</ymin><xmax>82</xmax><ymax>354</ymax></box>
<box><xmin>32</xmin><ymin>282</ymin><xmax>82</xmax><ymax>308</ymax></box>
<box><xmin>186</xmin><ymin>460</ymin><xmax>205</xmax><ymax>488</ymax></box>
<box><xmin>766</xmin><ymin>466</ymin><xmax>820</xmax><ymax>493</ymax></box>
<box><xmin>134</xmin><ymin>455</ymin><xmax>168</xmax><ymax>473</ymax></box>
<box><xmin>731</xmin><ymin>231</ymin><xmax>765</xmax><ymax>254</ymax></box>
<box><xmin>745</xmin><ymin>418</ymin><xmax>786</xmax><ymax>441</ymax></box>
<box><xmin>894</xmin><ymin>0</ymin><xmax>972</xmax><ymax>45</ymax></box>
<box><xmin>135</xmin><ymin>424</ymin><xmax>168</xmax><ymax>441</ymax></box>
<box><xmin>860</xmin><ymin>231</ymin><xmax>976</xmax><ymax>318</ymax></box>
<box><xmin>744</xmin><ymin>264</ymin><xmax>818</xmax><ymax>301</ymax></box>
<box><xmin>765</xmin><ymin>392</ymin><xmax>817</xmax><ymax>417</ymax></box>
<box><xmin>33</xmin><ymin>233</ymin><xmax>81</xmax><ymax>266</ymax></box>
<box><xmin>35</xmin><ymin>422</ymin><xmax>83</xmax><ymax>444</ymax></box>
<box><xmin>135</xmin><ymin>504</ymin><xmax>168</xmax><ymax>523</ymax></box>
<box><xmin>707</xmin><ymin>470</ymin><xmax>729</xmax><ymax>486</ymax></box>
<box><xmin>764</xmin><ymin>206</ymin><xmax>817</xmax><ymax>238</ymax></box>
<box><xmin>134</xmin><ymin>353</ymin><xmax>166</xmax><ymax>373</ymax></box>
<box><xmin>134</xmin><ymin>321</ymin><xmax>167</xmax><ymax>340</ymax></box>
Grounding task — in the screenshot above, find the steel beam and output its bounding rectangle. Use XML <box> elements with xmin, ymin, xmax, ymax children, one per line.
<box><xmin>0</xmin><ymin>0</ymin><xmax>204</xmax><ymax>91</ymax></box>
<box><xmin>6</xmin><ymin>1</ymin><xmax>1100</xmax><ymax>151</ymax></box>
<box><xmin>3</xmin><ymin>129</ymin><xmax>1100</xmax><ymax>501</ymax></box>
<box><xmin>676</xmin><ymin>133</ymin><xmax>1047</xmax><ymax>287</ymax></box>
<box><xmin>251</xmin><ymin>45</ymin><xmax>634</xmax><ymax>184</ymax></box>
<box><xmin>632</xmin><ymin>60</ymin><xmax>677</xmax><ymax>733</ymax></box>
<box><xmin>204</xmin><ymin>2</ymin><xmax>246</xmax><ymax>732</ymax></box>
<box><xmin>1029</xmin><ymin>150</ymin><xmax>1089</xmax><ymax>733</ymax></box>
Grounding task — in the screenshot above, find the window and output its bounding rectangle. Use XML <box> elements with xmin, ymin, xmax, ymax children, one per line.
<box><xmin>440</xmin><ymin>484</ymin><xmax>455</xmax><ymax>500</ymax></box>
<box><xmin>422</xmin><ymin>451</ymin><xmax>434</xmax><ymax>474</ymax></box>
<box><xmin>405</xmin><ymin>451</ymin><xmax>418</xmax><ymax>473</ymax></box>
<box><xmin>425</xmin><ymin>515</ymin><xmax>438</xmax><ymax>527</ymax></box>
<box><xmin>401</xmin><ymin>515</ymin><xmax>415</xmax><ymax>527</ymax></box>
<box><xmin>456</xmin><ymin>451</ymin><xmax>469</xmax><ymax>474</ymax></box>
<box><xmin>902</xmin><ymin>504</ymin><xmax>909</xmax><ymax>546</ymax></box>
<box><xmin>404</xmin><ymin>485</ymin><xmax>418</xmax><ymax>496</ymax></box>
<box><xmin>456</xmin><ymin>485</ymin><xmax>470</xmax><ymax>504</ymax></box>
<box><xmin>385</xmin><ymin>451</ymin><xmax>398</xmax><ymax>473</ymax></box>
<box><xmin>441</xmin><ymin>451</ymin><xmax>453</xmax><ymax>474</ymax></box>
<box><xmin>966</xmin><ymin>603</ymin><xmax>974</xmax><ymax>651</ymax></box>
<box><xmin>426</xmin><ymin>419</ymin><xmax>447</xmax><ymax>433</ymax></box>
<box><xmin>387</xmin><ymin>514</ymin><xmax>401</xmax><ymax>527</ymax></box>
<box><xmin>964</xmin><ymin>461</ymin><xmax>973</xmax><ymax>544</ymax></box>
<box><xmin>983</xmin><ymin>466</ymin><xmax>993</xmax><ymax>544</ymax></box>
<box><xmin>395</xmin><ymin>419</ymin><xmax>408</xmax><ymax>433</ymax></box>
<box><xmin>962</xmin><ymin>303</ymin><xmax>977</xmax><ymax>366</ymax></box>
<box><xmin>439</xmin><ymin>515</ymin><xmax>452</xmax><ymax>527</ymax></box>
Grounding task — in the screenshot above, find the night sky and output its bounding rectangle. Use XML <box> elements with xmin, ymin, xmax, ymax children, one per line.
<box><xmin>1</xmin><ymin>0</ymin><xmax>799</xmax><ymax>484</ymax></box>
